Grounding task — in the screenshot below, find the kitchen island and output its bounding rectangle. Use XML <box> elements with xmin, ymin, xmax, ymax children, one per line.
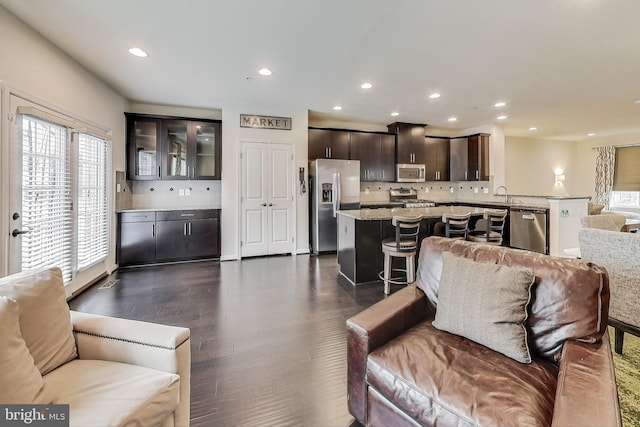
<box><xmin>337</xmin><ymin>206</ymin><xmax>486</xmax><ymax>286</ymax></box>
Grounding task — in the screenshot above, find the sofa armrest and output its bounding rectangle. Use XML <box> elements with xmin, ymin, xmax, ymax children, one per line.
<box><xmin>70</xmin><ymin>311</ymin><xmax>191</xmax><ymax>427</ymax></box>
<box><xmin>552</xmin><ymin>329</ymin><xmax>621</xmax><ymax>427</ymax></box>
<box><xmin>346</xmin><ymin>285</ymin><xmax>432</xmax><ymax>424</ymax></box>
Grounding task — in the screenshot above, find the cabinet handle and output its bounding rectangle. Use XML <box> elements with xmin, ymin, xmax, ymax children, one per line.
<box><xmin>188</xmin><ymin>222</ymin><xmax>192</xmax><ymax>235</ymax></box>
<box><xmin>476</xmin><ymin>170</ymin><xmax>480</xmax><ymax>180</ymax></box>
<box><xmin>184</xmin><ymin>222</ymin><xmax>187</xmax><ymax>235</ymax></box>
<box><xmin>382</xmin><ymin>170</ymin><xmax>384</xmax><ymax>180</ymax></box>
<box><xmin>180</xmin><ymin>213</ymin><xmax>195</xmax><ymax>217</ymax></box>
<box><xmin>465</xmin><ymin>171</ymin><xmax>468</xmax><ymax>180</ymax></box>
<box><xmin>325</xmin><ymin>147</ymin><xmax>329</xmax><ymax>158</ymax></box>
<box><xmin>152</xmin><ymin>224</ymin><xmax>155</xmax><ymax>237</ymax></box>
<box><xmin>329</xmin><ymin>147</ymin><xmax>332</xmax><ymax>158</ymax></box>
<box><xmin>158</xmin><ymin>166</ymin><xmax>161</xmax><ymax>177</ymax></box>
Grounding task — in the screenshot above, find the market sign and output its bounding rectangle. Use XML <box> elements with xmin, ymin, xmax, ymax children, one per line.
<box><xmin>240</xmin><ymin>114</ymin><xmax>292</xmax><ymax>130</ymax></box>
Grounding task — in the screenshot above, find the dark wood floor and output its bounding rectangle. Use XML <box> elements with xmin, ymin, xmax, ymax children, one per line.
<box><xmin>69</xmin><ymin>254</ymin><xmax>387</xmax><ymax>427</ymax></box>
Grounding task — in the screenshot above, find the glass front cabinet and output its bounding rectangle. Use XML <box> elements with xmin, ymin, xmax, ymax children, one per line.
<box><xmin>126</xmin><ymin>113</ymin><xmax>221</xmax><ymax>181</ymax></box>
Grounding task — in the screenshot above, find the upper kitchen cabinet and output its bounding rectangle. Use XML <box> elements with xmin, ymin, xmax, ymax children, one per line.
<box><xmin>126</xmin><ymin>113</ymin><xmax>221</xmax><ymax>180</ymax></box>
<box><xmin>350</xmin><ymin>131</ymin><xmax>396</xmax><ymax>182</ymax></box>
<box><xmin>424</xmin><ymin>136</ymin><xmax>450</xmax><ymax>181</ymax></box>
<box><xmin>448</xmin><ymin>133</ymin><xmax>491</xmax><ymax>181</ymax></box>
<box><xmin>162</xmin><ymin>119</ymin><xmax>221</xmax><ymax>180</ymax></box>
<box><xmin>467</xmin><ymin>133</ymin><xmax>490</xmax><ymax>181</ymax></box>
<box><xmin>126</xmin><ymin>114</ymin><xmax>162</xmax><ymax>180</ymax></box>
<box><xmin>308</xmin><ymin>128</ymin><xmax>350</xmax><ymax>160</ymax></box>
<box><xmin>387</xmin><ymin>122</ymin><xmax>427</xmax><ymax>164</ymax></box>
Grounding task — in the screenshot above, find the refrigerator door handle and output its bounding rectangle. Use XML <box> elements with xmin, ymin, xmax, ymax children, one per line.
<box><xmin>333</xmin><ymin>172</ymin><xmax>340</xmax><ymax>218</ymax></box>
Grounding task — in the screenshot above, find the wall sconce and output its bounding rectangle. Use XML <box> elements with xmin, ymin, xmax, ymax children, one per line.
<box><xmin>555</xmin><ymin>172</ymin><xmax>566</xmax><ymax>186</ymax></box>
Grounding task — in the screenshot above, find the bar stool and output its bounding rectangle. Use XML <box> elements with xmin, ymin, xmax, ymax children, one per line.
<box><xmin>442</xmin><ymin>212</ymin><xmax>471</xmax><ymax>240</ymax></box>
<box><xmin>379</xmin><ymin>215</ymin><xmax>422</xmax><ymax>295</ymax></box>
<box><xmin>467</xmin><ymin>209</ymin><xmax>508</xmax><ymax>245</ymax></box>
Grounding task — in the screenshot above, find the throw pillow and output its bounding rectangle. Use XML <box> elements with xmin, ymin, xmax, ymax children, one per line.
<box><xmin>0</xmin><ymin>267</ymin><xmax>77</xmax><ymax>375</ymax></box>
<box><xmin>433</xmin><ymin>252</ymin><xmax>535</xmax><ymax>363</ymax></box>
<box><xmin>0</xmin><ymin>296</ymin><xmax>49</xmax><ymax>403</ymax></box>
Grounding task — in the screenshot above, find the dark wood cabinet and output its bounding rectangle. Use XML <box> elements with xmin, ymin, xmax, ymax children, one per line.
<box><xmin>126</xmin><ymin>115</ymin><xmax>162</xmax><ymax>180</ymax></box>
<box><xmin>118</xmin><ymin>211</ymin><xmax>156</xmax><ymax>265</ymax></box>
<box><xmin>449</xmin><ymin>137</ymin><xmax>468</xmax><ymax>181</ymax></box>
<box><xmin>118</xmin><ymin>209</ymin><xmax>220</xmax><ymax>266</ymax></box>
<box><xmin>388</xmin><ymin>122</ymin><xmax>427</xmax><ymax>164</ymax></box>
<box><xmin>308</xmin><ymin>128</ymin><xmax>350</xmax><ymax>160</ymax></box>
<box><xmin>424</xmin><ymin>136</ymin><xmax>450</xmax><ymax>181</ymax></box>
<box><xmin>467</xmin><ymin>133</ymin><xmax>490</xmax><ymax>181</ymax></box>
<box><xmin>126</xmin><ymin>113</ymin><xmax>221</xmax><ymax>181</ymax></box>
<box><xmin>162</xmin><ymin>119</ymin><xmax>221</xmax><ymax>180</ymax></box>
<box><xmin>349</xmin><ymin>132</ymin><xmax>396</xmax><ymax>182</ymax></box>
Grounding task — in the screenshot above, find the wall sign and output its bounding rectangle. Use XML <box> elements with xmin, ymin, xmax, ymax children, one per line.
<box><xmin>240</xmin><ymin>114</ymin><xmax>292</xmax><ymax>130</ymax></box>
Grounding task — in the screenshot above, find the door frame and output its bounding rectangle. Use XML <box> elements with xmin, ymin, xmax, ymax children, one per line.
<box><xmin>237</xmin><ymin>138</ymin><xmax>296</xmax><ymax>260</ymax></box>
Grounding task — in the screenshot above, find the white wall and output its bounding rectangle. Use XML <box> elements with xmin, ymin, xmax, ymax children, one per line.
<box><xmin>0</xmin><ymin>7</ymin><xmax>128</xmax><ymax>294</ymax></box>
<box><xmin>221</xmin><ymin>106</ymin><xmax>309</xmax><ymax>260</ymax></box>
<box><xmin>505</xmin><ymin>136</ymin><xmax>576</xmax><ymax>196</ymax></box>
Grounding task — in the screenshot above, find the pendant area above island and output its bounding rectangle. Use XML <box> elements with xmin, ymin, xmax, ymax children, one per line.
<box><xmin>336</xmin><ymin>206</ymin><xmax>486</xmax><ymax>286</ymax></box>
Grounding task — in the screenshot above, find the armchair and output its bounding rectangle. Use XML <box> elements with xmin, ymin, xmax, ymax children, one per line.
<box><xmin>0</xmin><ymin>267</ymin><xmax>191</xmax><ymax>427</ymax></box>
<box><xmin>579</xmin><ymin>228</ymin><xmax>640</xmax><ymax>354</ymax></box>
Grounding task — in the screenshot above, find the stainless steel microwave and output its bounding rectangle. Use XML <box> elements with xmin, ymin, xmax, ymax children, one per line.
<box><xmin>396</xmin><ymin>164</ymin><xmax>426</xmax><ymax>182</ymax></box>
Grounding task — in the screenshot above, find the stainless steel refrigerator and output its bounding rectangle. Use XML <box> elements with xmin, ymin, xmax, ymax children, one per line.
<box><xmin>310</xmin><ymin>159</ymin><xmax>361</xmax><ymax>253</ymax></box>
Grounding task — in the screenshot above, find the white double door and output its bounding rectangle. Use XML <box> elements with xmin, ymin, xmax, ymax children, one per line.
<box><xmin>241</xmin><ymin>142</ymin><xmax>294</xmax><ymax>257</ymax></box>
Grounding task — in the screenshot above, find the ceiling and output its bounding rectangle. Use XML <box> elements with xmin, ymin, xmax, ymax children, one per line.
<box><xmin>2</xmin><ymin>0</ymin><xmax>640</xmax><ymax>141</ymax></box>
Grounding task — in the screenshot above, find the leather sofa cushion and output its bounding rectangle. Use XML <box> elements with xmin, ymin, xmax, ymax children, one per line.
<box><xmin>0</xmin><ymin>267</ymin><xmax>77</xmax><ymax>374</ymax></box>
<box><xmin>417</xmin><ymin>237</ymin><xmax>609</xmax><ymax>362</ymax></box>
<box><xmin>367</xmin><ymin>321</ymin><xmax>558</xmax><ymax>427</ymax></box>
<box><xmin>44</xmin><ymin>359</ymin><xmax>180</xmax><ymax>427</ymax></box>
<box><xmin>0</xmin><ymin>296</ymin><xmax>50</xmax><ymax>404</ymax></box>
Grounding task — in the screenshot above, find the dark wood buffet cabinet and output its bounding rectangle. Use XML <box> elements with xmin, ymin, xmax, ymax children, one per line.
<box><xmin>118</xmin><ymin>209</ymin><xmax>221</xmax><ymax>266</ymax></box>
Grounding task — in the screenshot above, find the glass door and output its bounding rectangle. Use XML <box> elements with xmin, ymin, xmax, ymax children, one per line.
<box><xmin>193</xmin><ymin>122</ymin><xmax>219</xmax><ymax>179</ymax></box>
<box><xmin>162</xmin><ymin>120</ymin><xmax>189</xmax><ymax>179</ymax></box>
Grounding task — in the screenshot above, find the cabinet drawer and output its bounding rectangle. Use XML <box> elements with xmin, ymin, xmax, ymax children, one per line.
<box><xmin>120</xmin><ymin>211</ymin><xmax>156</xmax><ymax>222</ymax></box>
<box><xmin>156</xmin><ymin>209</ymin><xmax>219</xmax><ymax>221</ymax></box>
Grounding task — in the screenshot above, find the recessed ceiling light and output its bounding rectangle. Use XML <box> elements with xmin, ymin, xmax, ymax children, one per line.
<box><xmin>587</xmin><ymin>133</ymin><xmax>596</xmax><ymax>137</ymax></box>
<box><xmin>429</xmin><ymin>93</ymin><xmax>441</xmax><ymax>99</ymax></box>
<box><xmin>128</xmin><ymin>47</ymin><xmax>147</xmax><ymax>58</ymax></box>
<box><xmin>494</xmin><ymin>102</ymin><xmax>507</xmax><ymax>107</ymax></box>
<box><xmin>497</xmin><ymin>115</ymin><xmax>508</xmax><ymax>120</ymax></box>
<box><xmin>333</xmin><ymin>105</ymin><xmax>343</xmax><ymax>111</ymax></box>
<box><xmin>258</xmin><ymin>68</ymin><xmax>272</xmax><ymax>76</ymax></box>
<box><xmin>529</xmin><ymin>127</ymin><xmax>538</xmax><ymax>131</ymax></box>
<box><xmin>634</xmin><ymin>98</ymin><xmax>640</xmax><ymax>105</ymax></box>
<box><xmin>390</xmin><ymin>112</ymin><xmax>399</xmax><ymax>117</ymax></box>
<box><xmin>360</xmin><ymin>82</ymin><xmax>373</xmax><ymax>89</ymax></box>
<box><xmin>448</xmin><ymin>117</ymin><xmax>457</xmax><ymax>122</ymax></box>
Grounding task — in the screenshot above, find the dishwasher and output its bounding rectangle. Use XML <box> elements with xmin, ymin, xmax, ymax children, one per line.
<box><xmin>509</xmin><ymin>208</ymin><xmax>548</xmax><ymax>254</ymax></box>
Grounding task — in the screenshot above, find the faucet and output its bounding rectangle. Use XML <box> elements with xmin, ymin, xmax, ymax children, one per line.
<box><xmin>495</xmin><ymin>185</ymin><xmax>510</xmax><ymax>203</ymax></box>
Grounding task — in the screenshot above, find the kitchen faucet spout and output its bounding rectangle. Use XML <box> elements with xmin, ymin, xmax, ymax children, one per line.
<box><xmin>495</xmin><ymin>185</ymin><xmax>510</xmax><ymax>203</ymax></box>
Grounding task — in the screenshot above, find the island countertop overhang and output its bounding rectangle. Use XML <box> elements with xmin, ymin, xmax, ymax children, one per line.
<box><xmin>338</xmin><ymin>205</ymin><xmax>488</xmax><ymax>221</ymax></box>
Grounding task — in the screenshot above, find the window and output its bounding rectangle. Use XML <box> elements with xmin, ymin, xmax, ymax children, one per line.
<box><xmin>20</xmin><ymin>116</ymin><xmax>73</xmax><ymax>282</ymax></box>
<box><xmin>611</xmin><ymin>146</ymin><xmax>640</xmax><ymax>208</ymax></box>
<box><xmin>18</xmin><ymin>112</ymin><xmax>110</xmax><ymax>283</ymax></box>
<box><xmin>77</xmin><ymin>133</ymin><xmax>109</xmax><ymax>269</ymax></box>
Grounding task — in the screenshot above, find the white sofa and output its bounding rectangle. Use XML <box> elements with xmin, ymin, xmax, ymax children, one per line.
<box><xmin>0</xmin><ymin>267</ymin><xmax>191</xmax><ymax>427</ymax></box>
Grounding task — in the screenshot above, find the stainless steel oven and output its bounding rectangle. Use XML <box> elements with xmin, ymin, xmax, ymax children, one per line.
<box><xmin>396</xmin><ymin>164</ymin><xmax>425</xmax><ymax>182</ymax></box>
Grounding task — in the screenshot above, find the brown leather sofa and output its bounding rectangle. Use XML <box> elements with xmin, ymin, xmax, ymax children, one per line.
<box><xmin>347</xmin><ymin>237</ymin><xmax>621</xmax><ymax>427</ymax></box>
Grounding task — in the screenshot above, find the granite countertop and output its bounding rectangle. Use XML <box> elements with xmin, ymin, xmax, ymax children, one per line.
<box><xmin>338</xmin><ymin>206</ymin><xmax>487</xmax><ymax>221</ymax></box>
<box><xmin>117</xmin><ymin>206</ymin><xmax>221</xmax><ymax>213</ymax></box>
<box><xmin>454</xmin><ymin>199</ymin><xmax>550</xmax><ymax>210</ymax></box>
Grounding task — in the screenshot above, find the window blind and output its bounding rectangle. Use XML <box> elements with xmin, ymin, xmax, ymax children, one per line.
<box><xmin>613</xmin><ymin>146</ymin><xmax>640</xmax><ymax>191</ymax></box>
<box><xmin>20</xmin><ymin>115</ymin><xmax>73</xmax><ymax>283</ymax></box>
<box><xmin>77</xmin><ymin>132</ymin><xmax>109</xmax><ymax>269</ymax></box>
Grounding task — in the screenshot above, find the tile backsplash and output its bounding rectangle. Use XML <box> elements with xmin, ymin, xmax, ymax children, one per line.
<box><xmin>125</xmin><ymin>180</ymin><xmax>222</xmax><ymax>210</ymax></box>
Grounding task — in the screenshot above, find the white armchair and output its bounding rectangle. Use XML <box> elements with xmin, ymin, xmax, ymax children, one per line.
<box><xmin>0</xmin><ymin>267</ymin><xmax>191</xmax><ymax>427</ymax></box>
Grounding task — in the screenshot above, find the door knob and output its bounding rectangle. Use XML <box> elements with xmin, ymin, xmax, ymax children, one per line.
<box><xmin>268</xmin><ymin>203</ymin><xmax>273</xmax><ymax>207</ymax></box>
<box><xmin>12</xmin><ymin>229</ymin><xmax>29</xmax><ymax>237</ymax></box>
<box><xmin>262</xmin><ymin>203</ymin><xmax>267</xmax><ymax>206</ymax></box>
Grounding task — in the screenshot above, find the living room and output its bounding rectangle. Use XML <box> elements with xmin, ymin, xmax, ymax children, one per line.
<box><xmin>1</xmin><ymin>2</ymin><xmax>639</xmax><ymax>426</ymax></box>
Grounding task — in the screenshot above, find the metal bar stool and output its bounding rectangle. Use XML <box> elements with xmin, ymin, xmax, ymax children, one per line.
<box><xmin>467</xmin><ymin>209</ymin><xmax>508</xmax><ymax>245</ymax></box>
<box><xmin>379</xmin><ymin>215</ymin><xmax>422</xmax><ymax>295</ymax></box>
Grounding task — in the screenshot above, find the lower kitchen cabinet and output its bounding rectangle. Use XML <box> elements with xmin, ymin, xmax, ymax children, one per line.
<box><xmin>119</xmin><ymin>211</ymin><xmax>157</xmax><ymax>265</ymax></box>
<box><xmin>118</xmin><ymin>209</ymin><xmax>220</xmax><ymax>266</ymax></box>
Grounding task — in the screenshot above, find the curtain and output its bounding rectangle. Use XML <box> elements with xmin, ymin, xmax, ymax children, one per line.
<box><xmin>595</xmin><ymin>146</ymin><xmax>616</xmax><ymax>208</ymax></box>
